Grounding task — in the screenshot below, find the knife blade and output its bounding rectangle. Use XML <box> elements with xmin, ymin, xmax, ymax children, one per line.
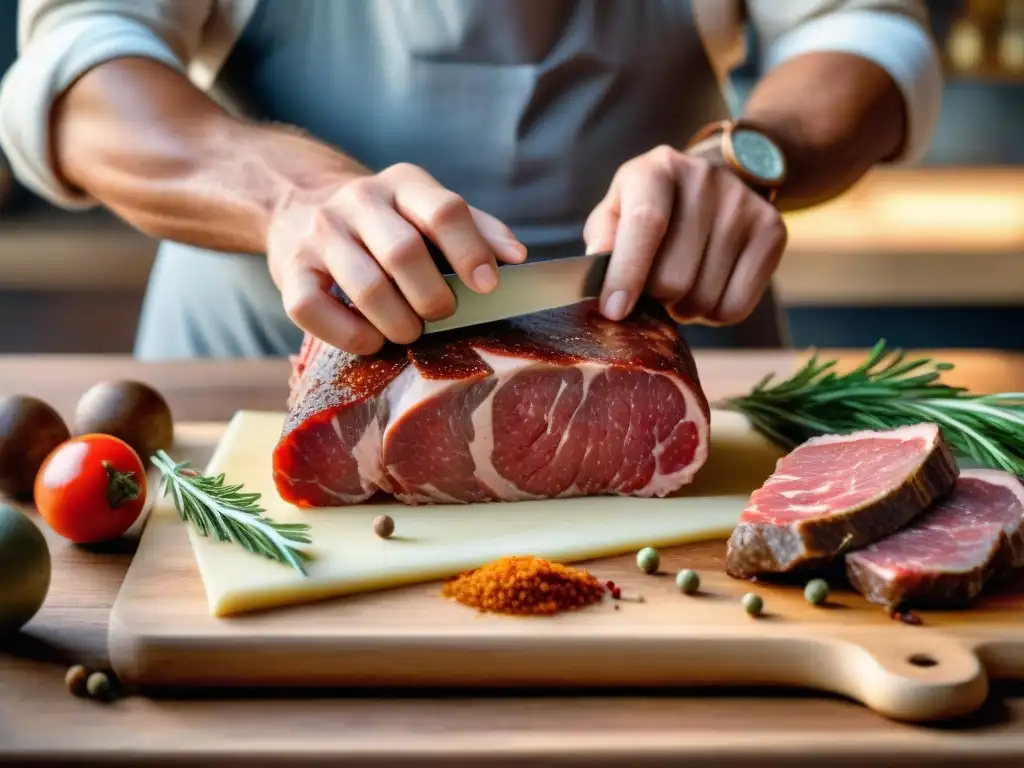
<box><xmin>421</xmin><ymin>251</ymin><xmax>612</xmax><ymax>334</ymax></box>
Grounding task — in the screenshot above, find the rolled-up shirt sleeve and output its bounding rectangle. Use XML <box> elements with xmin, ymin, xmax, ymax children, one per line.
<box><xmin>0</xmin><ymin>0</ymin><xmax>212</xmax><ymax>209</ymax></box>
<box><xmin>746</xmin><ymin>0</ymin><xmax>943</xmax><ymax>165</ymax></box>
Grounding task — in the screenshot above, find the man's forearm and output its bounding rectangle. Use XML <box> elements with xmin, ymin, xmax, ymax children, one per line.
<box><xmin>52</xmin><ymin>57</ymin><xmax>368</xmax><ymax>253</ymax></box>
<box><xmin>740</xmin><ymin>51</ymin><xmax>908</xmax><ymax>211</ymax></box>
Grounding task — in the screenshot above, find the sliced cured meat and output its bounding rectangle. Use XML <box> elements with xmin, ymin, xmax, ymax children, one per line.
<box><xmin>274</xmin><ymin>300</ymin><xmax>710</xmax><ymax>506</ymax></box>
<box><xmin>726</xmin><ymin>423</ymin><xmax>959</xmax><ymax>578</ymax></box>
<box><xmin>845</xmin><ymin>469</ymin><xmax>1024</xmax><ymax>610</ymax></box>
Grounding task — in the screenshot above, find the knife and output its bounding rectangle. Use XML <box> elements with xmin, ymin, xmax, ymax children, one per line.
<box><xmin>421</xmin><ymin>251</ymin><xmax>612</xmax><ymax>334</ymax></box>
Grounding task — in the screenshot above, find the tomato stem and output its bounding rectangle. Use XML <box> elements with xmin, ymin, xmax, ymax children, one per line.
<box><xmin>102</xmin><ymin>461</ymin><xmax>141</xmax><ymax>509</ymax></box>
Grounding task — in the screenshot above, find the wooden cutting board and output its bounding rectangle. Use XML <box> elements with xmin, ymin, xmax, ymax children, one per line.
<box><xmin>109</xmin><ymin>418</ymin><xmax>1024</xmax><ymax>723</ymax></box>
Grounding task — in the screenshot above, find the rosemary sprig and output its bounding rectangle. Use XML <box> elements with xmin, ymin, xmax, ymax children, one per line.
<box><xmin>150</xmin><ymin>450</ymin><xmax>313</xmax><ymax>576</ymax></box>
<box><xmin>721</xmin><ymin>339</ymin><xmax>1024</xmax><ymax>477</ymax></box>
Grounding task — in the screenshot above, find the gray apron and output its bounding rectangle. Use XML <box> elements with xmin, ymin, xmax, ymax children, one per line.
<box><xmin>134</xmin><ymin>0</ymin><xmax>789</xmax><ymax>359</ymax></box>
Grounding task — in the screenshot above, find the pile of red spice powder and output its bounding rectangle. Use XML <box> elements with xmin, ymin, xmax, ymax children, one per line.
<box><xmin>442</xmin><ymin>555</ymin><xmax>606</xmax><ymax>616</ymax></box>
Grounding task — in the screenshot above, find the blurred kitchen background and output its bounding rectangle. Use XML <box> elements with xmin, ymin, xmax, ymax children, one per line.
<box><xmin>0</xmin><ymin>0</ymin><xmax>1022</xmax><ymax>354</ymax></box>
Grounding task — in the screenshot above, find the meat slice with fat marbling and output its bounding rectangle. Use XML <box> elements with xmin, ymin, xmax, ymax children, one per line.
<box><xmin>845</xmin><ymin>469</ymin><xmax>1024</xmax><ymax>610</ymax></box>
<box><xmin>273</xmin><ymin>300</ymin><xmax>710</xmax><ymax>506</ymax></box>
<box><xmin>726</xmin><ymin>423</ymin><xmax>959</xmax><ymax>578</ymax></box>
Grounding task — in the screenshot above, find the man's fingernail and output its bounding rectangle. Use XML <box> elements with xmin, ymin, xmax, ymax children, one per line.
<box><xmin>603</xmin><ymin>290</ymin><xmax>630</xmax><ymax>321</ymax></box>
<box><xmin>473</xmin><ymin>263</ymin><xmax>499</xmax><ymax>293</ymax></box>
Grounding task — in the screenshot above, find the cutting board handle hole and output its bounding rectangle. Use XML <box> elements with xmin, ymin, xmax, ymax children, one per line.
<box><xmin>907</xmin><ymin>653</ymin><xmax>938</xmax><ymax>668</ymax></box>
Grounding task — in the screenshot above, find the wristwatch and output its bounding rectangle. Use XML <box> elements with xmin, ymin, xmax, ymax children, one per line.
<box><xmin>685</xmin><ymin>119</ymin><xmax>787</xmax><ymax>203</ymax></box>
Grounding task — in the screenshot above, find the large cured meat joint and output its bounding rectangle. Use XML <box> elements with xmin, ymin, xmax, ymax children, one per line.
<box><xmin>273</xmin><ymin>301</ymin><xmax>711</xmax><ymax>507</ymax></box>
<box><xmin>725</xmin><ymin>423</ymin><xmax>960</xmax><ymax>578</ymax></box>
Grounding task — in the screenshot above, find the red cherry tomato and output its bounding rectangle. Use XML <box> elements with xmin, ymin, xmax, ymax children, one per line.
<box><xmin>34</xmin><ymin>434</ymin><xmax>147</xmax><ymax>544</ymax></box>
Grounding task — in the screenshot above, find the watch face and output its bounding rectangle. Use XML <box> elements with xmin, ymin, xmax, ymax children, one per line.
<box><xmin>731</xmin><ymin>129</ymin><xmax>785</xmax><ymax>184</ymax></box>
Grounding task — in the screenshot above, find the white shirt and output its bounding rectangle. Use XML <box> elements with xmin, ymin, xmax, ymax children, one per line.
<box><xmin>1</xmin><ymin>0</ymin><xmax>942</xmax><ymax>210</ymax></box>
<box><xmin>0</xmin><ymin>0</ymin><xmax>943</xmax><ymax>359</ymax></box>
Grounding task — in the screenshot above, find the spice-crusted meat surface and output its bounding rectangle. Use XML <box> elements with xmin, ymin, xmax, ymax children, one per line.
<box><xmin>273</xmin><ymin>300</ymin><xmax>710</xmax><ymax>507</ymax></box>
<box><xmin>725</xmin><ymin>423</ymin><xmax>959</xmax><ymax>578</ymax></box>
<box><xmin>845</xmin><ymin>469</ymin><xmax>1024</xmax><ymax>610</ymax></box>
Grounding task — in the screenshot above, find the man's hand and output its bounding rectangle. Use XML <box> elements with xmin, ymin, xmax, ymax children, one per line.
<box><xmin>267</xmin><ymin>163</ymin><xmax>526</xmax><ymax>355</ymax></box>
<box><xmin>44</xmin><ymin>59</ymin><xmax>528</xmax><ymax>357</ymax></box>
<box><xmin>584</xmin><ymin>145</ymin><xmax>787</xmax><ymax>326</ymax></box>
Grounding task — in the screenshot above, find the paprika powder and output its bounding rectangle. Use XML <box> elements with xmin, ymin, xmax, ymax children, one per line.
<box><xmin>442</xmin><ymin>555</ymin><xmax>605</xmax><ymax>616</ymax></box>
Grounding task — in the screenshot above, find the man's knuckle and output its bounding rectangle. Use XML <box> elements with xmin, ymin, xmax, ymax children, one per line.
<box><xmin>650</xmin><ymin>273</ymin><xmax>695</xmax><ymax>302</ymax></box>
<box><xmin>763</xmin><ymin>215</ymin><xmax>788</xmax><ymax>249</ymax></box>
<box><xmin>684</xmin><ymin>155</ymin><xmax>715</xmax><ymax>182</ymax></box>
<box><xmin>388</xmin><ymin>323</ymin><xmax>423</xmax><ymax>347</ymax></box>
<box><xmin>309</xmin><ymin>207</ymin><xmax>341</xmax><ymax>238</ymax></box>
<box><xmin>710</xmin><ymin>300</ymin><xmax>739</xmax><ymax>323</ymax></box>
<box><xmin>283</xmin><ymin>291</ymin><xmax>317</xmax><ymax>323</ymax></box>
<box><xmin>618</xmin><ymin>152</ymin><xmax>651</xmax><ymax>178</ymax></box>
<box><xmin>348</xmin><ymin>275</ymin><xmax>392</xmax><ymax>306</ymax></box>
<box><xmin>337</xmin><ymin>177</ymin><xmax>378</xmax><ymax>209</ymax></box>
<box><xmin>647</xmin><ymin>143</ymin><xmax>673</xmax><ymax>158</ymax></box>
<box><xmin>377</xmin><ymin>233</ymin><xmax>424</xmax><ymax>272</ymax></box>
<box><xmin>419</xmin><ymin>292</ymin><xmax>456</xmax><ymax>321</ymax></box>
<box><xmin>716</xmin><ymin>299</ymin><xmax>754</xmax><ymax>326</ymax></box>
<box><xmin>625</xmin><ymin>201</ymin><xmax>670</xmax><ymax>232</ymax></box>
<box><xmin>650</xmin><ymin>144</ymin><xmax>680</xmax><ymax>169</ymax></box>
<box><xmin>428</xmin><ymin>193</ymin><xmax>471</xmax><ymax>229</ymax></box>
<box><xmin>346</xmin><ymin>331</ymin><xmax>385</xmax><ymax>356</ymax></box>
<box><xmin>728</xmin><ymin>187</ymin><xmax>755</xmax><ymax>216</ymax></box>
<box><xmin>666</xmin><ymin>298</ymin><xmax>697</xmax><ymax>323</ymax></box>
<box><xmin>384</xmin><ymin>162</ymin><xmax>419</xmax><ymax>179</ymax></box>
<box><xmin>687</xmin><ymin>293</ymin><xmax>719</xmax><ymax>318</ymax></box>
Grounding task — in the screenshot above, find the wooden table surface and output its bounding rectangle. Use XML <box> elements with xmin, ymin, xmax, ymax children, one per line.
<box><xmin>2</xmin><ymin>350</ymin><xmax>1024</xmax><ymax>768</ymax></box>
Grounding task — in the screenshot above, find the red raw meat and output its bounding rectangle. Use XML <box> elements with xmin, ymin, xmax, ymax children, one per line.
<box><xmin>726</xmin><ymin>423</ymin><xmax>959</xmax><ymax>577</ymax></box>
<box><xmin>846</xmin><ymin>469</ymin><xmax>1024</xmax><ymax>610</ymax></box>
<box><xmin>274</xmin><ymin>300</ymin><xmax>710</xmax><ymax>507</ymax></box>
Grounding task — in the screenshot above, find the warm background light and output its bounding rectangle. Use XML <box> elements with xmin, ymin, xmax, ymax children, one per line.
<box><xmin>776</xmin><ymin>168</ymin><xmax>1024</xmax><ymax>306</ymax></box>
<box><xmin>784</xmin><ymin>168</ymin><xmax>1024</xmax><ymax>254</ymax></box>
<box><xmin>949</xmin><ymin>20</ymin><xmax>985</xmax><ymax>70</ymax></box>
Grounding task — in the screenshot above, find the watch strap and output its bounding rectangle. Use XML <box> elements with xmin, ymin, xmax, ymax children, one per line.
<box><xmin>685</xmin><ymin>119</ymin><xmax>783</xmax><ymax>204</ymax></box>
<box><xmin>686</xmin><ymin>119</ymin><xmax>734</xmax><ymax>149</ymax></box>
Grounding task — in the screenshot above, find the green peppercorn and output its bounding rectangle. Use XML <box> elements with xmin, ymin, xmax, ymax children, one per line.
<box><xmin>675</xmin><ymin>569</ymin><xmax>700</xmax><ymax>594</ymax></box>
<box><xmin>742</xmin><ymin>592</ymin><xmax>763</xmax><ymax>617</ymax></box>
<box><xmin>636</xmin><ymin>547</ymin><xmax>660</xmax><ymax>574</ymax></box>
<box><xmin>86</xmin><ymin>671</ymin><xmax>111</xmax><ymax>701</ymax></box>
<box><xmin>64</xmin><ymin>664</ymin><xmax>90</xmax><ymax>697</ymax></box>
<box><xmin>804</xmin><ymin>578</ymin><xmax>830</xmax><ymax>606</ymax></box>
